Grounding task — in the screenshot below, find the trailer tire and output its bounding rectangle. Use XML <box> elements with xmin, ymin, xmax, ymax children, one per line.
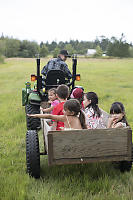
<box><xmin>25</xmin><ymin>104</ymin><xmax>41</xmax><ymax>130</ymax></box>
<box><xmin>118</xmin><ymin>161</ymin><xmax>132</xmax><ymax>172</ymax></box>
<box><xmin>26</xmin><ymin>130</ymin><xmax>40</xmax><ymax>178</ymax></box>
<box><xmin>113</xmin><ymin>144</ymin><xmax>133</xmax><ymax>172</ymax></box>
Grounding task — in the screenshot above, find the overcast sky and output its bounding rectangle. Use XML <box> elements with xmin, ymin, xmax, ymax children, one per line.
<box><xmin>0</xmin><ymin>0</ymin><xmax>133</xmax><ymax>44</ymax></box>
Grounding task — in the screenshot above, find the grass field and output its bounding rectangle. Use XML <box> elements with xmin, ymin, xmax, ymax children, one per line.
<box><xmin>0</xmin><ymin>57</ymin><xmax>133</xmax><ymax>200</ymax></box>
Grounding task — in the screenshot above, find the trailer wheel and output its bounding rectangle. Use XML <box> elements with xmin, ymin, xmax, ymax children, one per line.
<box><xmin>26</xmin><ymin>130</ymin><xmax>40</xmax><ymax>178</ymax></box>
<box><xmin>113</xmin><ymin>144</ymin><xmax>133</xmax><ymax>172</ymax></box>
<box><xmin>25</xmin><ymin>104</ymin><xmax>41</xmax><ymax>130</ymax></box>
<box><xmin>119</xmin><ymin>144</ymin><xmax>133</xmax><ymax>172</ymax></box>
<box><xmin>113</xmin><ymin>160</ymin><xmax>132</xmax><ymax>172</ymax></box>
<box><xmin>118</xmin><ymin>161</ymin><xmax>132</xmax><ymax>172</ymax></box>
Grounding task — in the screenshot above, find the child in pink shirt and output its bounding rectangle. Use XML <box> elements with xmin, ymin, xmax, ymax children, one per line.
<box><xmin>41</xmin><ymin>88</ymin><xmax>59</xmax><ymax>114</ymax></box>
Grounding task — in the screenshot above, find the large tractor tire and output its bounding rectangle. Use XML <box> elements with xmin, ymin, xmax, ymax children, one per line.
<box><xmin>25</xmin><ymin>104</ymin><xmax>41</xmax><ymax>130</ymax></box>
<box><xmin>26</xmin><ymin>130</ymin><xmax>40</xmax><ymax>178</ymax></box>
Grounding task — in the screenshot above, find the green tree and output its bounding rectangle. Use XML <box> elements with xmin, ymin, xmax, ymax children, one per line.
<box><xmin>5</xmin><ymin>38</ymin><xmax>20</xmax><ymax>57</ymax></box>
<box><xmin>40</xmin><ymin>44</ymin><xmax>49</xmax><ymax>57</ymax></box>
<box><xmin>18</xmin><ymin>40</ymin><xmax>29</xmax><ymax>57</ymax></box>
<box><xmin>0</xmin><ymin>39</ymin><xmax>6</xmax><ymax>55</ymax></box>
<box><xmin>107</xmin><ymin>34</ymin><xmax>130</xmax><ymax>57</ymax></box>
<box><xmin>53</xmin><ymin>47</ymin><xmax>60</xmax><ymax>58</ymax></box>
<box><xmin>58</xmin><ymin>41</ymin><xmax>65</xmax><ymax>50</ymax></box>
<box><xmin>99</xmin><ymin>36</ymin><xmax>110</xmax><ymax>51</ymax></box>
<box><xmin>40</xmin><ymin>41</ymin><xmax>44</xmax><ymax>48</ymax></box>
<box><xmin>64</xmin><ymin>44</ymin><xmax>74</xmax><ymax>55</ymax></box>
<box><xmin>93</xmin><ymin>45</ymin><xmax>103</xmax><ymax>57</ymax></box>
<box><xmin>27</xmin><ymin>41</ymin><xmax>39</xmax><ymax>57</ymax></box>
<box><xmin>48</xmin><ymin>41</ymin><xmax>57</xmax><ymax>52</ymax></box>
<box><xmin>129</xmin><ymin>47</ymin><xmax>133</xmax><ymax>57</ymax></box>
<box><xmin>19</xmin><ymin>40</ymin><xmax>39</xmax><ymax>57</ymax></box>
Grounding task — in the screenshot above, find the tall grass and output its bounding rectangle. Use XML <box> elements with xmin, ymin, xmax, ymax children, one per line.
<box><xmin>0</xmin><ymin>58</ymin><xmax>133</xmax><ymax>200</ymax></box>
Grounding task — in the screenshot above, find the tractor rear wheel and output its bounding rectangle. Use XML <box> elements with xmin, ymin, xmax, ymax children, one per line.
<box><xmin>26</xmin><ymin>130</ymin><xmax>40</xmax><ymax>178</ymax></box>
<box><xmin>25</xmin><ymin>104</ymin><xmax>41</xmax><ymax>130</ymax></box>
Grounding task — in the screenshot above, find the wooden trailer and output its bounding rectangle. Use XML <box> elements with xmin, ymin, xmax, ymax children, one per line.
<box><xmin>47</xmin><ymin>128</ymin><xmax>132</xmax><ymax>166</ymax></box>
<box><xmin>26</xmin><ymin>122</ymin><xmax>132</xmax><ymax>179</ymax></box>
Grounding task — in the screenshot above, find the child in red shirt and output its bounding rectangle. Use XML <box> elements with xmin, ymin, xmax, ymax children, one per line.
<box><xmin>52</xmin><ymin>84</ymin><xmax>69</xmax><ymax>130</ymax></box>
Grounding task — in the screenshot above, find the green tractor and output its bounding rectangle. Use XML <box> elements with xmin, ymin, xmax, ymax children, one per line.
<box><xmin>22</xmin><ymin>55</ymin><xmax>83</xmax><ymax>178</ymax></box>
<box><xmin>22</xmin><ymin>55</ymin><xmax>82</xmax><ymax>131</ymax></box>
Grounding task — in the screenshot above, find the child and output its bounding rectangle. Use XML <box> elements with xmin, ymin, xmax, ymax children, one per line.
<box><xmin>83</xmin><ymin>92</ymin><xmax>106</xmax><ymax>129</ymax></box>
<box><xmin>27</xmin><ymin>99</ymin><xmax>87</xmax><ymax>130</ymax></box>
<box><xmin>107</xmin><ymin>102</ymin><xmax>129</xmax><ymax>128</ymax></box>
<box><xmin>51</xmin><ymin>84</ymin><xmax>69</xmax><ymax>130</ymax></box>
<box><xmin>70</xmin><ymin>87</ymin><xmax>84</xmax><ymax>109</ymax></box>
<box><xmin>41</xmin><ymin>88</ymin><xmax>59</xmax><ymax>114</ymax></box>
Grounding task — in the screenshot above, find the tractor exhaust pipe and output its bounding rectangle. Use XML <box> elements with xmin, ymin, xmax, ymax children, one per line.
<box><xmin>35</xmin><ymin>54</ymin><xmax>42</xmax><ymax>92</ymax></box>
<box><xmin>72</xmin><ymin>54</ymin><xmax>77</xmax><ymax>89</ymax></box>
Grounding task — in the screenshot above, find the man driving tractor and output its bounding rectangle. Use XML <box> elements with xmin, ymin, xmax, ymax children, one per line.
<box><xmin>41</xmin><ymin>50</ymin><xmax>72</xmax><ymax>80</ymax></box>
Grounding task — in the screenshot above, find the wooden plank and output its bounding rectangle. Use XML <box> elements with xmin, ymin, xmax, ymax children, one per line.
<box><xmin>52</xmin><ymin>129</ymin><xmax>128</xmax><ymax>159</ymax></box>
<box><xmin>53</xmin><ymin>156</ymin><xmax>130</xmax><ymax>166</ymax></box>
<box><xmin>48</xmin><ymin>128</ymin><xmax>132</xmax><ymax>166</ymax></box>
<box><xmin>48</xmin><ymin>127</ymin><xmax>130</xmax><ymax>135</ymax></box>
<box><xmin>48</xmin><ymin>134</ymin><xmax>54</xmax><ymax>166</ymax></box>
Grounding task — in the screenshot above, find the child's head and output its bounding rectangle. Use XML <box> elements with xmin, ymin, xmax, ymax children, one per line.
<box><xmin>70</xmin><ymin>88</ymin><xmax>84</xmax><ymax>104</ymax></box>
<box><xmin>110</xmin><ymin>102</ymin><xmax>128</xmax><ymax>125</ymax></box>
<box><xmin>63</xmin><ymin>99</ymin><xmax>87</xmax><ymax>129</ymax></box>
<box><xmin>83</xmin><ymin>92</ymin><xmax>101</xmax><ymax>117</ymax></box>
<box><xmin>64</xmin><ymin>99</ymin><xmax>81</xmax><ymax>116</ymax></box>
<box><xmin>110</xmin><ymin>102</ymin><xmax>125</xmax><ymax>115</ymax></box>
<box><xmin>56</xmin><ymin>84</ymin><xmax>69</xmax><ymax>100</ymax></box>
<box><xmin>84</xmin><ymin>92</ymin><xmax>98</xmax><ymax>107</ymax></box>
<box><xmin>48</xmin><ymin>88</ymin><xmax>57</xmax><ymax>101</ymax></box>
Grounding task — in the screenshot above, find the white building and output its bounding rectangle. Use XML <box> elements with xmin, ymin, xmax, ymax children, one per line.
<box><xmin>87</xmin><ymin>49</ymin><xmax>96</xmax><ymax>56</ymax></box>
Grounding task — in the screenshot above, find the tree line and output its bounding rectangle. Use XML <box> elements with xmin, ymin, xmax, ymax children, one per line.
<box><xmin>0</xmin><ymin>33</ymin><xmax>133</xmax><ymax>61</ymax></box>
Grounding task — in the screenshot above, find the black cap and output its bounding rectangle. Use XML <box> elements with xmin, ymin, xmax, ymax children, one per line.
<box><xmin>59</xmin><ymin>50</ymin><xmax>71</xmax><ymax>57</ymax></box>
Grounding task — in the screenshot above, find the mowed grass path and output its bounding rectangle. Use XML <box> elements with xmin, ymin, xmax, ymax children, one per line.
<box><xmin>0</xmin><ymin>58</ymin><xmax>133</xmax><ymax>200</ymax></box>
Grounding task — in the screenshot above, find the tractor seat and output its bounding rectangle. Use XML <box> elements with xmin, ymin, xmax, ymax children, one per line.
<box><xmin>44</xmin><ymin>70</ymin><xmax>66</xmax><ymax>90</ymax></box>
